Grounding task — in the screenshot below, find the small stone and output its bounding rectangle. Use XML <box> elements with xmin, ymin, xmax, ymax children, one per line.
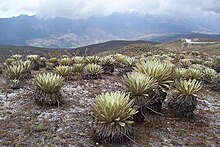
<box><xmin>56</xmin><ymin>128</ymin><xmax>63</xmax><ymax>132</ymax></box>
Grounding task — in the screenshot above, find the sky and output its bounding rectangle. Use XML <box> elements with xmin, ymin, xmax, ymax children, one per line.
<box><xmin>0</xmin><ymin>0</ymin><xmax>220</xmax><ymax>19</ymax></box>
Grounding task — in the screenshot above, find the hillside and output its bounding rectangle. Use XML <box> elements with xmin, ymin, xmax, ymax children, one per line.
<box><xmin>1</xmin><ymin>14</ymin><xmax>220</xmax><ymax>48</ymax></box>
<box><xmin>0</xmin><ymin>47</ymin><xmax>220</xmax><ymax>146</ymax></box>
<box><xmin>156</xmin><ymin>38</ymin><xmax>220</xmax><ymax>55</ymax></box>
<box><xmin>0</xmin><ymin>45</ymin><xmax>51</xmax><ymax>59</ymax></box>
<box><xmin>0</xmin><ymin>40</ymin><xmax>157</xmax><ymax>59</ymax></box>
<box><xmin>0</xmin><ymin>45</ymin><xmax>68</xmax><ymax>60</ymax></box>
<box><xmin>156</xmin><ymin>40</ymin><xmax>183</xmax><ymax>51</ymax></box>
<box><xmin>99</xmin><ymin>43</ymin><xmax>163</xmax><ymax>56</ymax></box>
<box><xmin>193</xmin><ymin>44</ymin><xmax>220</xmax><ymax>55</ymax></box>
<box><xmin>75</xmin><ymin>40</ymin><xmax>158</xmax><ymax>55</ymax></box>
<box><xmin>2</xmin><ymin>38</ymin><xmax>220</xmax><ymax>61</ymax></box>
<box><xmin>98</xmin><ymin>38</ymin><xmax>220</xmax><ymax>56</ymax></box>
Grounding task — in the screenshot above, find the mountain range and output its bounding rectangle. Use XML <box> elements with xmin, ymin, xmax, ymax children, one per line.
<box><xmin>1</xmin><ymin>13</ymin><xmax>220</xmax><ymax>48</ymax></box>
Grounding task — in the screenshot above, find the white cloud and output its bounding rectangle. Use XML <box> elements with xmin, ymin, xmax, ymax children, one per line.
<box><xmin>0</xmin><ymin>0</ymin><xmax>38</xmax><ymax>17</ymax></box>
<box><xmin>0</xmin><ymin>0</ymin><xmax>220</xmax><ymax>18</ymax></box>
<box><xmin>35</xmin><ymin>0</ymin><xmax>160</xmax><ymax>18</ymax></box>
<box><xmin>154</xmin><ymin>0</ymin><xmax>220</xmax><ymax>17</ymax></box>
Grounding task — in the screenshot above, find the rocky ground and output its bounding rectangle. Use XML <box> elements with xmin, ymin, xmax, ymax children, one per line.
<box><xmin>0</xmin><ymin>70</ymin><xmax>220</xmax><ymax>146</ymax></box>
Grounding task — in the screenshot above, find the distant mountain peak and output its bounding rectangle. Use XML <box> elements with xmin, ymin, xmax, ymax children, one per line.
<box><xmin>0</xmin><ymin>13</ymin><xmax>220</xmax><ymax>48</ymax></box>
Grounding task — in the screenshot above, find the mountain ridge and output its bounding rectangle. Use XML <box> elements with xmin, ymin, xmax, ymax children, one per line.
<box><xmin>1</xmin><ymin>38</ymin><xmax>220</xmax><ymax>60</ymax></box>
<box><xmin>0</xmin><ymin>40</ymin><xmax>156</xmax><ymax>58</ymax></box>
<box><xmin>1</xmin><ymin>14</ymin><xmax>220</xmax><ymax>48</ymax></box>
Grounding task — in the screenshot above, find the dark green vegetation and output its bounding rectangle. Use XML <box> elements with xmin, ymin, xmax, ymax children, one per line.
<box><xmin>0</xmin><ymin>39</ymin><xmax>220</xmax><ymax>146</ymax></box>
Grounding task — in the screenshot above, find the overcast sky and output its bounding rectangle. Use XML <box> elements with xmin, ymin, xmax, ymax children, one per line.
<box><xmin>0</xmin><ymin>0</ymin><xmax>220</xmax><ymax>19</ymax></box>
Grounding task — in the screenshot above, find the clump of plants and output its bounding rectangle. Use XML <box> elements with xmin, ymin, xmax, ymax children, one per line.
<box><xmin>6</xmin><ymin>64</ymin><xmax>26</xmax><ymax>89</ymax></box>
<box><xmin>92</xmin><ymin>91</ymin><xmax>137</xmax><ymax>142</ymax></box>
<box><xmin>5</xmin><ymin>57</ymin><xmax>15</xmax><ymax>65</ymax></box>
<box><xmin>212</xmin><ymin>55</ymin><xmax>220</xmax><ymax>73</ymax></box>
<box><xmin>123</xmin><ymin>71</ymin><xmax>156</xmax><ymax>121</ymax></box>
<box><xmin>211</xmin><ymin>73</ymin><xmax>220</xmax><ymax>91</ymax></box>
<box><xmin>72</xmin><ymin>56</ymin><xmax>85</xmax><ymax>64</ymax></box>
<box><xmin>174</xmin><ymin>67</ymin><xmax>202</xmax><ymax>80</ymax></box>
<box><xmin>39</xmin><ymin>57</ymin><xmax>47</xmax><ymax>68</ymax></box>
<box><xmin>72</xmin><ymin>63</ymin><xmax>84</xmax><ymax>74</ymax></box>
<box><xmin>189</xmin><ymin>64</ymin><xmax>204</xmax><ymax>71</ymax></box>
<box><xmin>86</xmin><ymin>56</ymin><xmax>100</xmax><ymax>64</ymax></box>
<box><xmin>11</xmin><ymin>54</ymin><xmax>22</xmax><ymax>61</ymax></box>
<box><xmin>174</xmin><ymin>68</ymin><xmax>190</xmax><ymax>79</ymax></box>
<box><xmin>187</xmin><ymin>68</ymin><xmax>202</xmax><ymax>80</ymax></box>
<box><xmin>204</xmin><ymin>60</ymin><xmax>215</xmax><ymax>68</ymax></box>
<box><xmin>27</xmin><ymin>55</ymin><xmax>40</xmax><ymax>70</ymax></box>
<box><xmin>114</xmin><ymin>54</ymin><xmax>127</xmax><ymax>64</ymax></box>
<box><xmin>202</xmin><ymin>67</ymin><xmax>217</xmax><ymax>83</ymax></box>
<box><xmin>60</xmin><ymin>57</ymin><xmax>73</xmax><ymax>66</ymax></box>
<box><xmin>49</xmin><ymin>57</ymin><xmax>59</xmax><ymax>67</ymax></box>
<box><xmin>191</xmin><ymin>58</ymin><xmax>203</xmax><ymax>65</ymax></box>
<box><xmin>134</xmin><ymin>60</ymin><xmax>174</xmax><ymax>112</ymax></box>
<box><xmin>168</xmin><ymin>79</ymin><xmax>202</xmax><ymax>118</ymax></box>
<box><xmin>101</xmin><ymin>55</ymin><xmax>115</xmax><ymax>74</ymax></box>
<box><xmin>55</xmin><ymin>65</ymin><xmax>72</xmax><ymax>79</ymax></box>
<box><xmin>46</xmin><ymin>62</ymin><xmax>55</xmax><ymax>70</ymax></box>
<box><xmin>34</xmin><ymin>73</ymin><xmax>64</xmax><ymax>106</ymax></box>
<box><xmin>214</xmin><ymin>55</ymin><xmax>220</xmax><ymax>66</ymax></box>
<box><xmin>191</xmin><ymin>51</ymin><xmax>200</xmax><ymax>57</ymax></box>
<box><xmin>83</xmin><ymin>63</ymin><xmax>103</xmax><ymax>79</ymax></box>
<box><xmin>115</xmin><ymin>54</ymin><xmax>135</xmax><ymax>75</ymax></box>
<box><xmin>20</xmin><ymin>60</ymin><xmax>33</xmax><ymax>79</ymax></box>
<box><xmin>122</xmin><ymin>57</ymin><xmax>135</xmax><ymax>72</ymax></box>
<box><xmin>180</xmin><ymin>59</ymin><xmax>191</xmax><ymax>68</ymax></box>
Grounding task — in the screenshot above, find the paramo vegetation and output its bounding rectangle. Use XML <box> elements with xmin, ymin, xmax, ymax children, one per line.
<box><xmin>1</xmin><ymin>50</ymin><xmax>220</xmax><ymax>145</ymax></box>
